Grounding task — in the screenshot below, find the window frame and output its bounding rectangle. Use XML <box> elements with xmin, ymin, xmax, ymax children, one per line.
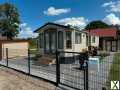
<box><xmin>66</xmin><ymin>31</ymin><xmax>72</xmax><ymax>49</ymax></box>
<box><xmin>75</xmin><ymin>32</ymin><xmax>82</xmax><ymax>44</ymax></box>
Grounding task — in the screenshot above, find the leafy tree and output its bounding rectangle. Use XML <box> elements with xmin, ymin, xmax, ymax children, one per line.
<box><xmin>0</xmin><ymin>3</ymin><xmax>20</xmax><ymax>40</ymax></box>
<box><xmin>85</xmin><ymin>20</ymin><xmax>110</xmax><ymax>30</ymax></box>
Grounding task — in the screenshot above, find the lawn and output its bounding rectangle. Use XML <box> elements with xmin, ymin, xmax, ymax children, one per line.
<box><xmin>107</xmin><ymin>52</ymin><xmax>120</xmax><ymax>89</ymax></box>
<box><xmin>109</xmin><ymin>52</ymin><xmax>120</xmax><ymax>80</ymax></box>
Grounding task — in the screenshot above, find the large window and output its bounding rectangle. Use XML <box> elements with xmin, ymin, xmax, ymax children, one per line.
<box><xmin>39</xmin><ymin>33</ymin><xmax>43</xmax><ymax>48</ymax></box>
<box><xmin>58</xmin><ymin>31</ymin><xmax>63</xmax><ymax>49</ymax></box>
<box><xmin>92</xmin><ymin>36</ymin><xmax>96</xmax><ymax>43</ymax></box>
<box><xmin>75</xmin><ymin>32</ymin><xmax>82</xmax><ymax>44</ymax></box>
<box><xmin>66</xmin><ymin>31</ymin><xmax>72</xmax><ymax>49</ymax></box>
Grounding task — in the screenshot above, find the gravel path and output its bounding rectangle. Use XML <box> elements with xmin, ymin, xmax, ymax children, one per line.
<box><xmin>0</xmin><ymin>66</ymin><xmax>56</xmax><ymax>90</ymax></box>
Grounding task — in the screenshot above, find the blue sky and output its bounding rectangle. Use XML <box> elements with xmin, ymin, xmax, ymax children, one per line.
<box><xmin>0</xmin><ymin>0</ymin><xmax>120</xmax><ymax>38</ymax></box>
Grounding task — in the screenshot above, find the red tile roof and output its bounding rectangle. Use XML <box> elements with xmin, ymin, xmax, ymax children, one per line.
<box><xmin>86</xmin><ymin>28</ymin><xmax>117</xmax><ymax>38</ymax></box>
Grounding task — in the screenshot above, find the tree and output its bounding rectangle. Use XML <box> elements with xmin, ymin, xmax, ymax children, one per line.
<box><xmin>85</xmin><ymin>20</ymin><xmax>110</xmax><ymax>30</ymax></box>
<box><xmin>0</xmin><ymin>3</ymin><xmax>20</xmax><ymax>40</ymax></box>
<box><xmin>28</xmin><ymin>38</ymin><xmax>37</xmax><ymax>49</ymax></box>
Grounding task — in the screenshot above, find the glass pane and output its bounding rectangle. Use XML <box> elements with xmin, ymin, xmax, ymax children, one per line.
<box><xmin>75</xmin><ymin>32</ymin><xmax>82</xmax><ymax>44</ymax></box>
<box><xmin>66</xmin><ymin>31</ymin><xmax>72</xmax><ymax>49</ymax></box>
<box><xmin>45</xmin><ymin>32</ymin><xmax>49</xmax><ymax>51</ymax></box>
<box><xmin>51</xmin><ymin>32</ymin><xmax>56</xmax><ymax>53</ymax></box>
<box><xmin>39</xmin><ymin>33</ymin><xmax>43</xmax><ymax>48</ymax></box>
<box><xmin>58</xmin><ymin>31</ymin><xmax>63</xmax><ymax>49</ymax></box>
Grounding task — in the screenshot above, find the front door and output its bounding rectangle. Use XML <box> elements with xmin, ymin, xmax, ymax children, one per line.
<box><xmin>44</xmin><ymin>30</ymin><xmax>56</xmax><ymax>54</ymax></box>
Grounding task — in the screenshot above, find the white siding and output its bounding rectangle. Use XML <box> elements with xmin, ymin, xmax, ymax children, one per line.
<box><xmin>90</xmin><ymin>36</ymin><xmax>99</xmax><ymax>47</ymax></box>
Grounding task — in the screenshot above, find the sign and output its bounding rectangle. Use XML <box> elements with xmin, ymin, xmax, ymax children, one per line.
<box><xmin>111</xmin><ymin>81</ymin><xmax>119</xmax><ymax>89</ymax></box>
<box><xmin>89</xmin><ymin>57</ymin><xmax>100</xmax><ymax>72</ymax></box>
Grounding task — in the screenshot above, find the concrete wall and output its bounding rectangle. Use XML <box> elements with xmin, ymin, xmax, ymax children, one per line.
<box><xmin>2</xmin><ymin>42</ymin><xmax>28</xmax><ymax>60</ymax></box>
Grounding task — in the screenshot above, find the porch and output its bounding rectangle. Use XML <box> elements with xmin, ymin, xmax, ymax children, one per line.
<box><xmin>38</xmin><ymin>29</ymin><xmax>72</xmax><ymax>55</ymax></box>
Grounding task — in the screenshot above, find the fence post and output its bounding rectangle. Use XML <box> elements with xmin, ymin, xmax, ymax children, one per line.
<box><xmin>28</xmin><ymin>49</ymin><xmax>31</xmax><ymax>74</ymax></box>
<box><xmin>86</xmin><ymin>60</ymin><xmax>88</xmax><ymax>90</ymax></box>
<box><xmin>84</xmin><ymin>53</ymin><xmax>89</xmax><ymax>90</ymax></box>
<box><xmin>6</xmin><ymin>48</ymin><xmax>8</xmax><ymax>67</ymax></box>
<box><xmin>56</xmin><ymin>50</ymin><xmax>60</xmax><ymax>86</ymax></box>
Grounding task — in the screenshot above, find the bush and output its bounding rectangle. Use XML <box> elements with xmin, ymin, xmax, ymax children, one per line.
<box><xmin>98</xmin><ymin>51</ymin><xmax>110</xmax><ymax>57</ymax></box>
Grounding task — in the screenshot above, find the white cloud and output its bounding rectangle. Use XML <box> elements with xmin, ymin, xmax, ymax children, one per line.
<box><xmin>19</xmin><ymin>23</ymin><xmax>27</xmax><ymax>27</ymax></box>
<box><xmin>44</xmin><ymin>7</ymin><xmax>71</xmax><ymax>16</ymax></box>
<box><xmin>55</xmin><ymin>17</ymin><xmax>88</xmax><ymax>29</ymax></box>
<box><xmin>103</xmin><ymin>13</ymin><xmax>120</xmax><ymax>25</ymax></box>
<box><xmin>102</xmin><ymin>1</ymin><xmax>114</xmax><ymax>7</ymax></box>
<box><xmin>18</xmin><ymin>23</ymin><xmax>38</xmax><ymax>39</ymax></box>
<box><xmin>102</xmin><ymin>1</ymin><xmax>120</xmax><ymax>13</ymax></box>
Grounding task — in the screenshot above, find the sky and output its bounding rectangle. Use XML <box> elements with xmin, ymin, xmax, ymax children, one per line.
<box><xmin>0</xmin><ymin>0</ymin><xmax>120</xmax><ymax>38</ymax></box>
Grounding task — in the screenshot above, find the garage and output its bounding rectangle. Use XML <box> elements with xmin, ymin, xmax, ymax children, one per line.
<box><xmin>0</xmin><ymin>40</ymin><xmax>28</xmax><ymax>60</ymax></box>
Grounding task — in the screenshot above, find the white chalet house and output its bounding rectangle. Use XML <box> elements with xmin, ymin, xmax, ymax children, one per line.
<box><xmin>34</xmin><ymin>22</ymin><xmax>99</xmax><ymax>57</ymax></box>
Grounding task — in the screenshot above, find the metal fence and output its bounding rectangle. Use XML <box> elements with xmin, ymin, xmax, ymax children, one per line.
<box><xmin>0</xmin><ymin>48</ymin><xmax>120</xmax><ymax>90</ymax></box>
<box><xmin>57</xmin><ymin>51</ymin><xmax>88</xmax><ymax>90</ymax></box>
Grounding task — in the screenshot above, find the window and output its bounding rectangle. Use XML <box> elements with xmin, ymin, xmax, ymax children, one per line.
<box><xmin>66</xmin><ymin>31</ymin><xmax>72</xmax><ymax>49</ymax></box>
<box><xmin>58</xmin><ymin>31</ymin><xmax>63</xmax><ymax>49</ymax></box>
<box><xmin>92</xmin><ymin>36</ymin><xmax>96</xmax><ymax>43</ymax></box>
<box><xmin>39</xmin><ymin>33</ymin><xmax>43</xmax><ymax>48</ymax></box>
<box><xmin>75</xmin><ymin>32</ymin><xmax>82</xmax><ymax>44</ymax></box>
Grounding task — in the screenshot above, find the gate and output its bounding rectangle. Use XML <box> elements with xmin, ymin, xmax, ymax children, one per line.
<box><xmin>56</xmin><ymin>51</ymin><xmax>88</xmax><ymax>90</ymax></box>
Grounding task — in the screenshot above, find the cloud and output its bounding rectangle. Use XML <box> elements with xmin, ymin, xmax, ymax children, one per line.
<box><xmin>18</xmin><ymin>23</ymin><xmax>38</xmax><ymax>39</ymax></box>
<box><xmin>19</xmin><ymin>23</ymin><xmax>27</xmax><ymax>27</ymax></box>
<box><xmin>102</xmin><ymin>1</ymin><xmax>120</xmax><ymax>13</ymax></box>
<box><xmin>102</xmin><ymin>1</ymin><xmax>114</xmax><ymax>7</ymax></box>
<box><xmin>55</xmin><ymin>17</ymin><xmax>88</xmax><ymax>29</ymax></box>
<box><xmin>103</xmin><ymin>13</ymin><xmax>120</xmax><ymax>25</ymax></box>
<box><xmin>44</xmin><ymin>7</ymin><xmax>71</xmax><ymax>16</ymax></box>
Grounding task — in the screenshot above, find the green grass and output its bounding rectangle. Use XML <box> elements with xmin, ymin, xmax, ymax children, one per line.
<box><xmin>29</xmin><ymin>49</ymin><xmax>38</xmax><ymax>55</ymax></box>
<box><xmin>109</xmin><ymin>53</ymin><xmax>120</xmax><ymax>80</ymax></box>
<box><xmin>107</xmin><ymin>52</ymin><xmax>120</xmax><ymax>89</ymax></box>
<box><xmin>98</xmin><ymin>51</ymin><xmax>110</xmax><ymax>63</ymax></box>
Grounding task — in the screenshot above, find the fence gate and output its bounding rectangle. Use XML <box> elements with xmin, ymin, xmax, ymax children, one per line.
<box><xmin>56</xmin><ymin>51</ymin><xmax>88</xmax><ymax>90</ymax></box>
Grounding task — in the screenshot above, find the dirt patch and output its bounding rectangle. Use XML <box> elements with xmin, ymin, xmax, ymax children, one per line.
<box><xmin>0</xmin><ymin>66</ymin><xmax>56</xmax><ymax>90</ymax></box>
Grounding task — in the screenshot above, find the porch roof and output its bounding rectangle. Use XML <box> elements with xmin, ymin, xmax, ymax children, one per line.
<box><xmin>34</xmin><ymin>22</ymin><xmax>87</xmax><ymax>34</ymax></box>
<box><xmin>34</xmin><ymin>22</ymin><xmax>72</xmax><ymax>33</ymax></box>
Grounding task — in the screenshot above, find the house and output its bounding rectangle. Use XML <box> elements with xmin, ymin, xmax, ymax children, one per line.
<box><xmin>86</xmin><ymin>27</ymin><xmax>120</xmax><ymax>52</ymax></box>
<box><xmin>34</xmin><ymin>22</ymin><xmax>99</xmax><ymax>57</ymax></box>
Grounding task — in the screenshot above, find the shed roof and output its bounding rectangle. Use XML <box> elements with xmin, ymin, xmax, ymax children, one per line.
<box><xmin>0</xmin><ymin>40</ymin><xmax>28</xmax><ymax>43</ymax></box>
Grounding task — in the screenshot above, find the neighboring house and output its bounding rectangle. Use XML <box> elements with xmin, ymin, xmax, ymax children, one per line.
<box><xmin>34</xmin><ymin>22</ymin><xmax>99</xmax><ymax>57</ymax></box>
<box><xmin>86</xmin><ymin>27</ymin><xmax>120</xmax><ymax>52</ymax></box>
